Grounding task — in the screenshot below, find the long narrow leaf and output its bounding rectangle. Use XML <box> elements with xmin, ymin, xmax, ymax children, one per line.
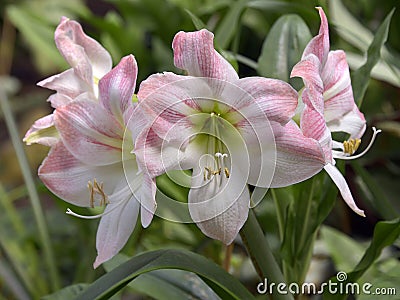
<box><xmin>351</xmin><ymin>9</ymin><xmax>395</xmax><ymax>107</ymax></box>
<box><xmin>75</xmin><ymin>249</ymin><xmax>255</xmax><ymax>300</ymax></box>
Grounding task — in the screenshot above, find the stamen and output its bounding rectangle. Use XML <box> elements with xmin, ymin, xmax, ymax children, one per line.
<box><xmin>337</xmin><ymin>127</ymin><xmax>382</xmax><ymax>160</ymax></box>
<box><xmin>224</xmin><ymin>167</ymin><xmax>230</xmax><ymax>178</ymax></box>
<box><xmin>65</xmin><ymin>196</ymin><xmax>129</xmax><ymax>220</ymax></box>
<box><xmin>87</xmin><ymin>179</ymin><xmax>108</xmax><ymax>208</ymax></box>
<box><xmin>343</xmin><ymin>138</ymin><xmax>361</xmax><ymax>155</ymax></box>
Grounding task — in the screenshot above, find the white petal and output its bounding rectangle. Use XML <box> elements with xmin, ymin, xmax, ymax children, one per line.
<box><xmin>188</xmin><ymin>154</ymin><xmax>249</xmax><ymax>244</ymax></box>
<box><xmin>324</xmin><ymin>164</ymin><xmax>365</xmax><ymax>216</ymax></box>
<box><xmin>327</xmin><ymin>105</ymin><xmax>366</xmax><ymax>139</ymax></box>
<box><xmin>93</xmin><ymin>195</ymin><xmax>140</xmax><ymax>268</ymax></box>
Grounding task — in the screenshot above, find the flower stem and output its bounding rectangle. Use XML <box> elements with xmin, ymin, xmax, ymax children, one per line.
<box><xmin>240</xmin><ymin>209</ymin><xmax>294</xmax><ymax>300</ymax></box>
<box><xmin>0</xmin><ymin>89</ymin><xmax>61</xmax><ymax>291</ymax></box>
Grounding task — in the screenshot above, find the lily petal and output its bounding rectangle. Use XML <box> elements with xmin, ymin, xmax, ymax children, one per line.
<box><xmin>138</xmin><ymin>73</ymin><xmax>208</xmax><ymax>140</ymax></box>
<box><xmin>99</xmin><ymin>55</ymin><xmax>137</xmax><ymax>122</ymax></box>
<box><xmin>54</xmin><ymin>99</ymin><xmax>124</xmax><ymax>166</ymax></box>
<box><xmin>323</xmin><ymin>163</ymin><xmax>365</xmax><ymax>216</ymax></box>
<box><xmin>322</xmin><ymin>51</ymin><xmax>355</xmax><ymax>121</ymax></box>
<box><xmin>189</xmin><ymin>163</ymin><xmax>249</xmax><ymax>245</ymax></box>
<box><xmin>38</xmin><ymin>142</ymin><xmax>122</xmax><ymax>206</ymax></box>
<box><xmin>24</xmin><ymin>114</ymin><xmax>59</xmax><ymax>146</ymax></box>
<box><xmin>301</xmin><ymin>103</ymin><xmax>333</xmax><ymax>162</ymax></box>
<box><xmin>301</xmin><ymin>7</ymin><xmax>329</xmax><ymax>64</ymax></box>
<box><xmin>55</xmin><ymin>17</ymin><xmax>112</xmax><ymax>86</ymax></box>
<box><xmin>93</xmin><ymin>195</ymin><xmax>140</xmax><ymax>268</ymax></box>
<box><xmin>172</xmin><ymin>29</ymin><xmax>239</xmax><ymax>82</ymax></box>
<box><xmin>327</xmin><ymin>104</ymin><xmax>366</xmax><ymax>139</ymax></box>
<box><xmin>234</xmin><ymin>77</ymin><xmax>298</xmax><ymax>124</ymax></box>
<box><xmin>271</xmin><ymin>121</ymin><xmax>326</xmax><ymax>187</ymax></box>
<box><xmin>37</xmin><ymin>69</ymin><xmax>91</xmax><ymax>106</ymax></box>
<box><xmin>140</xmin><ymin>175</ymin><xmax>157</xmax><ymax>228</ymax></box>
<box><xmin>291</xmin><ymin>54</ymin><xmax>324</xmax><ymax>114</ymax></box>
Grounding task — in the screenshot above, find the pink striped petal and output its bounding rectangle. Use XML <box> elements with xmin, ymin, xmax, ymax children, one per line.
<box><xmin>54</xmin><ymin>99</ymin><xmax>124</xmax><ymax>166</ymax></box>
<box><xmin>324</xmin><ymin>164</ymin><xmax>365</xmax><ymax>216</ymax></box>
<box><xmin>138</xmin><ymin>73</ymin><xmax>205</xmax><ymax>140</ymax></box>
<box><xmin>134</xmin><ymin>127</ymin><xmax>184</xmax><ymax>177</ymax></box>
<box><xmin>24</xmin><ymin>114</ymin><xmax>59</xmax><ymax>146</ymax></box>
<box><xmin>55</xmin><ymin>17</ymin><xmax>112</xmax><ymax>86</ymax></box>
<box><xmin>39</xmin><ymin>142</ymin><xmax>122</xmax><ymax>207</ymax></box>
<box><xmin>301</xmin><ymin>104</ymin><xmax>332</xmax><ymax>162</ymax></box>
<box><xmin>233</xmin><ymin>77</ymin><xmax>298</xmax><ymax>124</ymax></box>
<box><xmin>291</xmin><ymin>54</ymin><xmax>324</xmax><ymax>113</ymax></box>
<box><xmin>327</xmin><ymin>104</ymin><xmax>366</xmax><ymax>139</ymax></box>
<box><xmin>93</xmin><ymin>195</ymin><xmax>140</xmax><ymax>268</ymax></box>
<box><xmin>271</xmin><ymin>121</ymin><xmax>326</xmax><ymax>187</ymax></box>
<box><xmin>172</xmin><ymin>29</ymin><xmax>239</xmax><ymax>81</ymax></box>
<box><xmin>302</xmin><ymin>7</ymin><xmax>330</xmax><ymax>64</ymax></box>
<box><xmin>322</xmin><ymin>51</ymin><xmax>355</xmax><ymax>122</ymax></box>
<box><xmin>99</xmin><ymin>55</ymin><xmax>137</xmax><ymax>122</ymax></box>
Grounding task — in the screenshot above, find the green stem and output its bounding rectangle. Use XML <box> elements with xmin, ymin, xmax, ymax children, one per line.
<box><xmin>0</xmin><ymin>89</ymin><xmax>61</xmax><ymax>291</ymax></box>
<box><xmin>271</xmin><ymin>188</ymin><xmax>291</xmax><ymax>282</ymax></box>
<box><xmin>240</xmin><ymin>209</ymin><xmax>294</xmax><ymax>300</ymax></box>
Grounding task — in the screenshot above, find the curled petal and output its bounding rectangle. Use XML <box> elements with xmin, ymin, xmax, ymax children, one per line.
<box><xmin>24</xmin><ymin>114</ymin><xmax>59</xmax><ymax>146</ymax></box>
<box><xmin>37</xmin><ymin>69</ymin><xmax>91</xmax><ymax>106</ymax></box>
<box><xmin>54</xmin><ymin>98</ymin><xmax>124</xmax><ymax>166</ymax></box>
<box><xmin>291</xmin><ymin>54</ymin><xmax>324</xmax><ymax>114</ymax></box>
<box><xmin>55</xmin><ymin>17</ymin><xmax>112</xmax><ymax>86</ymax></box>
<box><xmin>324</xmin><ymin>163</ymin><xmax>365</xmax><ymax>216</ymax></box>
<box><xmin>173</xmin><ymin>29</ymin><xmax>239</xmax><ymax>81</ymax></box>
<box><xmin>93</xmin><ymin>195</ymin><xmax>140</xmax><ymax>268</ymax></box>
<box><xmin>327</xmin><ymin>104</ymin><xmax>366</xmax><ymax>139</ymax></box>
<box><xmin>99</xmin><ymin>55</ymin><xmax>137</xmax><ymax>122</ymax></box>
<box><xmin>301</xmin><ymin>7</ymin><xmax>330</xmax><ymax>64</ymax></box>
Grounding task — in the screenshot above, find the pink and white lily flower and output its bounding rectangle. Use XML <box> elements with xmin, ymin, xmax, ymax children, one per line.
<box><xmin>291</xmin><ymin>7</ymin><xmax>381</xmax><ymax>216</ymax></box>
<box><xmin>38</xmin><ymin>55</ymin><xmax>155</xmax><ymax>268</ymax></box>
<box><xmin>135</xmin><ymin>29</ymin><xmax>325</xmax><ymax>244</ymax></box>
<box><xmin>24</xmin><ymin>17</ymin><xmax>112</xmax><ymax>146</ymax></box>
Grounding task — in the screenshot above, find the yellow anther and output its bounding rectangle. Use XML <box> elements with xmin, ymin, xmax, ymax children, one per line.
<box><xmin>224</xmin><ymin>167</ymin><xmax>230</xmax><ymax>178</ymax></box>
<box><xmin>343</xmin><ymin>138</ymin><xmax>361</xmax><ymax>155</ymax></box>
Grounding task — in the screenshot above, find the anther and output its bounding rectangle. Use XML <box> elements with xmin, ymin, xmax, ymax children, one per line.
<box><xmin>88</xmin><ymin>179</ymin><xmax>108</xmax><ymax>208</ymax></box>
<box><xmin>343</xmin><ymin>138</ymin><xmax>361</xmax><ymax>155</ymax></box>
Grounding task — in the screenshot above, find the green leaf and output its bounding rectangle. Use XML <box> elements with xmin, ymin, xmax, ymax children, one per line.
<box><xmin>214</xmin><ymin>0</ymin><xmax>249</xmax><ymax>49</ymax></box>
<box><xmin>185</xmin><ymin>9</ymin><xmax>207</xmax><ymax>30</ymax></box>
<box><xmin>351</xmin><ymin>9</ymin><xmax>395</xmax><ymax>107</ymax></box>
<box><xmin>42</xmin><ymin>284</ymin><xmax>89</xmax><ymax>300</ymax></box>
<box><xmin>323</xmin><ymin>218</ymin><xmax>400</xmax><ymax>300</ymax></box>
<box><xmin>104</xmin><ymin>254</ymin><xmax>219</xmax><ymax>300</ymax></box>
<box><xmin>352</xmin><ymin>160</ymin><xmax>398</xmax><ymax>220</ymax></box>
<box><xmin>257</xmin><ymin>14</ymin><xmax>311</xmax><ymax>88</ymax></box>
<box><xmin>75</xmin><ymin>249</ymin><xmax>255</xmax><ymax>300</ymax></box>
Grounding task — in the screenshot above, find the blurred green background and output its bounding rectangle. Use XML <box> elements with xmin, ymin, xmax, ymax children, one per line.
<box><xmin>0</xmin><ymin>0</ymin><xmax>399</xmax><ymax>299</ymax></box>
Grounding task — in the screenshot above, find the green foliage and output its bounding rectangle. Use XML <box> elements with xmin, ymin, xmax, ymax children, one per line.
<box><xmin>75</xmin><ymin>249</ymin><xmax>254</xmax><ymax>300</ymax></box>
<box><xmin>0</xmin><ymin>0</ymin><xmax>399</xmax><ymax>299</ymax></box>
